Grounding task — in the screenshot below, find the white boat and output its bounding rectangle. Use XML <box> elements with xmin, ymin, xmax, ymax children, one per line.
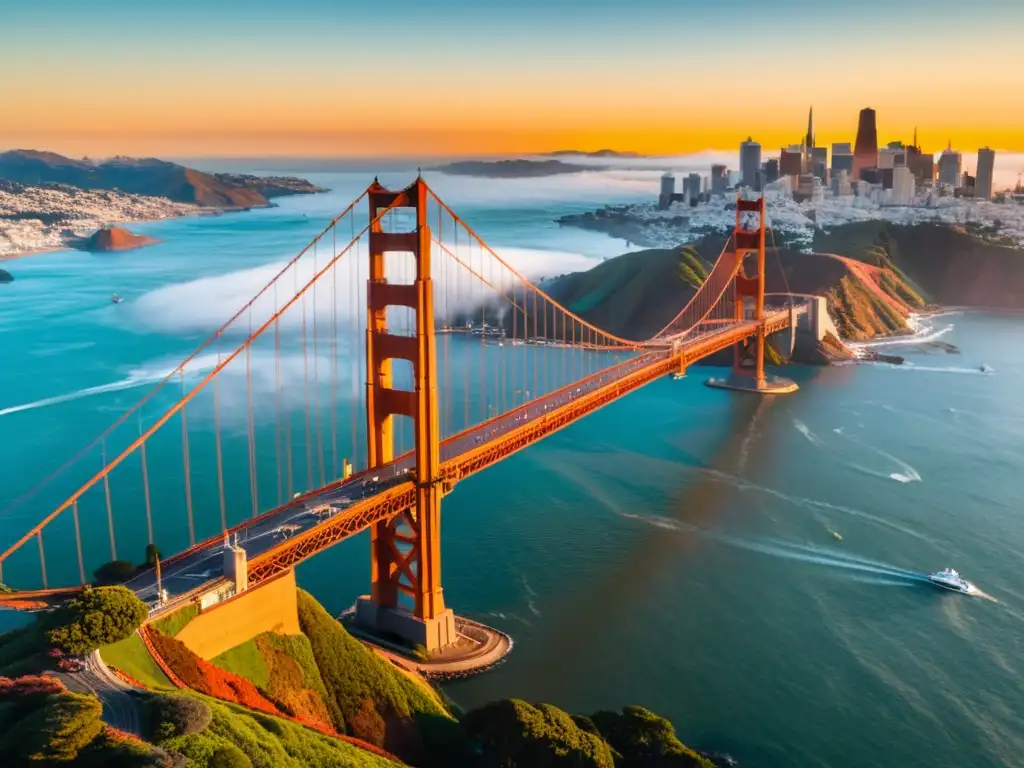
<box><xmin>927</xmin><ymin>568</ymin><xmax>973</xmax><ymax>594</ymax></box>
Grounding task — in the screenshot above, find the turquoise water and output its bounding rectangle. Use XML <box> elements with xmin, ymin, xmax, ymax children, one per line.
<box><xmin>2</xmin><ymin>165</ymin><xmax>1024</xmax><ymax>767</ymax></box>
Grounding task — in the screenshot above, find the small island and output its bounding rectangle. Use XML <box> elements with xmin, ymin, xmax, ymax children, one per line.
<box><xmin>431</xmin><ymin>159</ymin><xmax>605</xmax><ymax>178</ymax></box>
<box><xmin>0</xmin><ymin>268</ymin><xmax>12</xmax><ymax>283</ymax></box>
<box><xmin>74</xmin><ymin>226</ymin><xmax>160</xmax><ymax>252</ymax></box>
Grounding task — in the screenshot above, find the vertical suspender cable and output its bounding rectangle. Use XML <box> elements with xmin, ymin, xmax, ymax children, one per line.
<box><xmin>37</xmin><ymin>531</ymin><xmax>47</xmax><ymax>589</ymax></box>
<box><xmin>312</xmin><ymin>240</ymin><xmax>325</xmax><ymax>488</ymax></box>
<box><xmin>72</xmin><ymin>501</ymin><xmax>85</xmax><ymax>585</ymax></box>
<box><xmin>139</xmin><ymin>412</ymin><xmax>153</xmax><ymax>544</ymax></box>
<box><xmin>215</xmin><ymin>332</ymin><xmax>228</xmax><ymax>530</ymax></box>
<box><xmin>246</xmin><ymin>307</ymin><xmax>258</xmax><ymax>517</ymax></box>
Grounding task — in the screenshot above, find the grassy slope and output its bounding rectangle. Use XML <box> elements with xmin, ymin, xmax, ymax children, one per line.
<box><xmin>212</xmin><ymin>638</ymin><xmax>272</xmax><ymax>690</ymax></box>
<box><xmin>160</xmin><ymin>694</ymin><xmax>401</xmax><ymax>768</ymax></box>
<box><xmin>545</xmin><ymin>246</ymin><xmax>697</xmax><ymax>339</ymax></box>
<box><xmin>151</xmin><ymin>604</ymin><xmax>198</xmax><ymax>637</ymax></box>
<box><xmin>296</xmin><ymin>590</ymin><xmax>449</xmax><ymax>725</ymax></box>
<box><xmin>101</xmin><ymin>632</ymin><xmax>174</xmax><ymax>690</ymax></box>
<box><xmin>815</xmin><ymin>220</ymin><xmax>1024</xmax><ymax>308</ymax></box>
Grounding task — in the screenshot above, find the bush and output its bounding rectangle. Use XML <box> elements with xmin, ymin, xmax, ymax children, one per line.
<box><xmin>19</xmin><ymin>690</ymin><xmax>104</xmax><ymax>763</ymax></box>
<box><xmin>155</xmin><ymin>694</ymin><xmax>212</xmax><ymax>738</ymax></box>
<box><xmin>463</xmin><ymin>699</ymin><xmax>615</xmax><ymax>768</ymax></box>
<box><xmin>47</xmin><ymin>586</ymin><xmax>148</xmax><ymax>655</ymax></box>
<box><xmin>589</xmin><ymin>706</ymin><xmax>714</xmax><ymax>768</ymax></box>
<box><xmin>210</xmin><ymin>742</ymin><xmax>252</xmax><ymax>768</ymax></box>
<box><xmin>94</xmin><ymin>560</ymin><xmax>139</xmax><ymax>585</ymax></box>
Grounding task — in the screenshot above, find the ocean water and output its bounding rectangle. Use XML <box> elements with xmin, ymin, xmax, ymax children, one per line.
<box><xmin>2</xmin><ymin>164</ymin><xmax>1024</xmax><ymax>768</ymax></box>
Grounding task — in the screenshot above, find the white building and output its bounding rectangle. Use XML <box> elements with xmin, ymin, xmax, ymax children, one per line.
<box><xmin>938</xmin><ymin>146</ymin><xmax>962</xmax><ymax>187</ymax></box>
<box><xmin>878</xmin><ymin>147</ymin><xmax>907</xmax><ymax>169</ymax></box>
<box><xmin>975</xmin><ymin>147</ymin><xmax>996</xmax><ymax>200</ymax></box>
<box><xmin>890</xmin><ymin>166</ymin><xmax>916</xmax><ymax>205</ymax></box>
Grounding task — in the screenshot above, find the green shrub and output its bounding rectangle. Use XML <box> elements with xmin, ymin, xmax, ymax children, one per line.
<box><xmin>155</xmin><ymin>694</ymin><xmax>213</xmax><ymax>738</ymax></box>
<box><xmin>15</xmin><ymin>690</ymin><xmax>104</xmax><ymax>763</ymax></box>
<box><xmin>210</xmin><ymin>742</ymin><xmax>252</xmax><ymax>768</ymax></box>
<box><xmin>463</xmin><ymin>699</ymin><xmax>615</xmax><ymax>768</ymax></box>
<box><xmin>94</xmin><ymin>560</ymin><xmax>139</xmax><ymax>585</ymax></box>
<box><xmin>590</xmin><ymin>706</ymin><xmax>714</xmax><ymax>767</ymax></box>
<box><xmin>47</xmin><ymin>586</ymin><xmax>148</xmax><ymax>655</ymax></box>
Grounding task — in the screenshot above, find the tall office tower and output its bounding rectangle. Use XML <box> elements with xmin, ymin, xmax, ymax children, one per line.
<box><xmin>762</xmin><ymin>159</ymin><xmax>780</xmax><ymax>185</ymax></box>
<box><xmin>853</xmin><ymin>107</ymin><xmax>879</xmax><ymax>179</ymax></box>
<box><xmin>938</xmin><ymin>143</ymin><xmax>962</xmax><ymax>187</ymax></box>
<box><xmin>780</xmin><ymin>145</ymin><xmax>803</xmax><ymax>177</ymax></box>
<box><xmin>740</xmin><ymin>137</ymin><xmax>762</xmax><ymax>188</ymax></box>
<box><xmin>812</xmin><ymin>146</ymin><xmax>828</xmax><ymax>182</ymax></box>
<box><xmin>711</xmin><ymin>164</ymin><xmax>727</xmax><ymax>193</ymax></box>
<box><xmin>659</xmin><ymin>173</ymin><xmax>675</xmax><ymax>209</ymax></box>
<box><xmin>975</xmin><ymin>147</ymin><xmax>996</xmax><ymax>200</ymax></box>
<box><xmin>687</xmin><ymin>173</ymin><xmax>702</xmax><ymax>202</ymax></box>
<box><xmin>831</xmin><ymin>143</ymin><xmax>854</xmax><ymax>177</ymax></box>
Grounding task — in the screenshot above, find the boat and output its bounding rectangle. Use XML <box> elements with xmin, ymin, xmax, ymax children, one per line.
<box><xmin>927</xmin><ymin>568</ymin><xmax>973</xmax><ymax>594</ymax></box>
<box><xmin>831</xmin><ymin>530</ymin><xmax>842</xmax><ymax>541</ymax></box>
<box><xmin>111</xmin><ymin>294</ymin><xmax>124</xmax><ymax>304</ymax></box>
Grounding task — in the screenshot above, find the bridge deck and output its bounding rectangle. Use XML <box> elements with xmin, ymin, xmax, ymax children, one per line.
<box><xmin>68</xmin><ymin>312</ymin><xmax>796</xmax><ymax>606</ymax></box>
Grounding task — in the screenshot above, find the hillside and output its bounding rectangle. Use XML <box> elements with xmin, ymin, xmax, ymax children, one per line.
<box><xmin>540</xmin><ymin>241</ymin><xmax>921</xmax><ymax>346</ymax></box>
<box><xmin>0</xmin><ymin>150</ymin><xmax>321</xmax><ymax>209</ymax></box>
<box><xmin>814</xmin><ymin>220</ymin><xmax>1024</xmax><ymax>308</ymax></box>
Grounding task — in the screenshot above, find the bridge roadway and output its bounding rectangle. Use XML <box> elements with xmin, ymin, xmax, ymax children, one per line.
<box><xmin>120</xmin><ymin>314</ymin><xmax>792</xmax><ymax>609</ymax></box>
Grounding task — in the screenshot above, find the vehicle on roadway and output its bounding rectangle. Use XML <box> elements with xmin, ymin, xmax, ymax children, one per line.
<box><xmin>927</xmin><ymin>568</ymin><xmax>974</xmax><ymax>594</ymax></box>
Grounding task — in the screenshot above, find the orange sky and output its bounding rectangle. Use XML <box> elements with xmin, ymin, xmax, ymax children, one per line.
<box><xmin>3</xmin><ymin>3</ymin><xmax>1023</xmax><ymax>158</ymax></box>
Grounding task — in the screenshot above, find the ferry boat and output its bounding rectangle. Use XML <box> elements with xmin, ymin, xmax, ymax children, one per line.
<box><xmin>927</xmin><ymin>568</ymin><xmax>973</xmax><ymax>594</ymax></box>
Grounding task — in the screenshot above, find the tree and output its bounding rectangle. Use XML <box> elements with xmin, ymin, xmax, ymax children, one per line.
<box><xmin>47</xmin><ymin>586</ymin><xmax>148</xmax><ymax>655</ymax></box>
<box><xmin>153</xmin><ymin>694</ymin><xmax>212</xmax><ymax>738</ymax></box>
<box><xmin>144</xmin><ymin>544</ymin><xmax>161</xmax><ymax>569</ymax></box>
<box><xmin>94</xmin><ymin>560</ymin><xmax>138</xmax><ymax>585</ymax></box>
<box><xmin>589</xmin><ymin>706</ymin><xmax>714</xmax><ymax>768</ymax></box>
<box><xmin>463</xmin><ymin>699</ymin><xmax>615</xmax><ymax>768</ymax></box>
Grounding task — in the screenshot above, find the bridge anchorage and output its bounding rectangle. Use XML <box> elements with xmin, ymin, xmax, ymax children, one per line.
<box><xmin>0</xmin><ymin>177</ymin><xmax>803</xmax><ymax>672</ymax></box>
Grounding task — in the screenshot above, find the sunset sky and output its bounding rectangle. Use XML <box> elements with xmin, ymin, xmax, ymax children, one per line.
<box><xmin>2</xmin><ymin>0</ymin><xmax>1023</xmax><ymax>158</ymax></box>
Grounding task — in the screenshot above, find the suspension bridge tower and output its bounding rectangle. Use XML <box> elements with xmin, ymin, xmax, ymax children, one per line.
<box><xmin>353</xmin><ymin>177</ymin><xmax>458</xmax><ymax>651</ymax></box>
<box><xmin>707</xmin><ymin>195</ymin><xmax>798</xmax><ymax>394</ymax></box>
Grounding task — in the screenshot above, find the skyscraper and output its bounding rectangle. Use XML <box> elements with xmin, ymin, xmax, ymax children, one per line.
<box><xmin>853</xmin><ymin>107</ymin><xmax>879</xmax><ymax>180</ymax></box>
<box><xmin>938</xmin><ymin>142</ymin><xmax>962</xmax><ymax>187</ymax></box>
<box><xmin>740</xmin><ymin>137</ymin><xmax>762</xmax><ymax>189</ymax></box>
<box><xmin>711</xmin><ymin>164</ymin><xmax>727</xmax><ymax>193</ymax></box>
<box><xmin>780</xmin><ymin>145</ymin><xmax>803</xmax><ymax>177</ymax></box>
<box><xmin>659</xmin><ymin>173</ymin><xmax>675</xmax><ymax>209</ymax></box>
<box><xmin>802</xmin><ymin>106</ymin><xmax>816</xmax><ymax>175</ymax></box>
<box><xmin>831</xmin><ymin>143</ymin><xmax>854</xmax><ymax>177</ymax></box>
<box><xmin>975</xmin><ymin>147</ymin><xmax>996</xmax><ymax>200</ymax></box>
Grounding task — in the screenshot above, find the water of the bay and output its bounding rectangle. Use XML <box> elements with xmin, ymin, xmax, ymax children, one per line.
<box><xmin>1</xmin><ymin>163</ymin><xmax>1022</xmax><ymax>768</ymax></box>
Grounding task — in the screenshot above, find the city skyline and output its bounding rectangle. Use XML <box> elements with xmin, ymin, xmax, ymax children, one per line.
<box><xmin>2</xmin><ymin>0</ymin><xmax>1023</xmax><ymax>157</ymax></box>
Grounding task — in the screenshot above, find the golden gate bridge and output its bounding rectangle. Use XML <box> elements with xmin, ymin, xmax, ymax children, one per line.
<box><xmin>0</xmin><ymin>178</ymin><xmax>805</xmax><ymax>650</ymax></box>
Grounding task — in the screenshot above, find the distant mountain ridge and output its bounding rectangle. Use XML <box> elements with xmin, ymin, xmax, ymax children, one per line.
<box><xmin>545</xmin><ymin>149</ymin><xmax>643</xmax><ymax>158</ymax></box>
<box><xmin>0</xmin><ymin>149</ymin><xmax>325</xmax><ymax>208</ymax></box>
<box><xmin>432</xmin><ymin>158</ymin><xmax>605</xmax><ymax>178</ymax></box>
